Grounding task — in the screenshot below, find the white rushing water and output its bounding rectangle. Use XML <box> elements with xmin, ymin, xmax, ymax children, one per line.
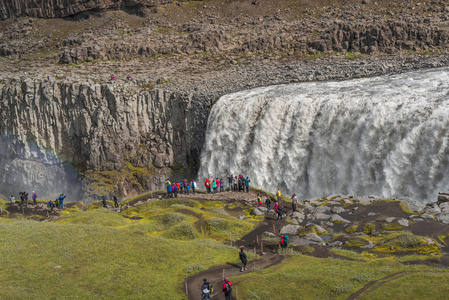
<box><xmin>198</xmin><ymin>67</ymin><xmax>449</xmax><ymax>202</ymax></box>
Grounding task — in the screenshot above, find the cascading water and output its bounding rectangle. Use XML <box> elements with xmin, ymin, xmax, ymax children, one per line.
<box><xmin>198</xmin><ymin>67</ymin><xmax>449</xmax><ymax>202</ymax></box>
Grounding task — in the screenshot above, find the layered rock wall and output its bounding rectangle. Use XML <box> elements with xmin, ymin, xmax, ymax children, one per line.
<box><xmin>0</xmin><ymin>79</ymin><xmax>209</xmax><ymax>199</ymax></box>
<box><xmin>0</xmin><ymin>0</ymin><xmax>187</xmax><ymax>20</ymax></box>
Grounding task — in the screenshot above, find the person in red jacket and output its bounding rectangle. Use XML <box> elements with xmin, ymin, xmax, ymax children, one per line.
<box><xmin>222</xmin><ymin>277</ymin><xmax>232</xmax><ymax>300</ymax></box>
<box><xmin>279</xmin><ymin>234</ymin><xmax>285</xmax><ymax>249</ymax></box>
<box><xmin>204</xmin><ymin>178</ymin><xmax>211</xmax><ymax>193</ymax></box>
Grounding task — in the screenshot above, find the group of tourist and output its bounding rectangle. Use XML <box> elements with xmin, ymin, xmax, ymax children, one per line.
<box><xmin>165</xmin><ymin>179</ymin><xmax>197</xmax><ymax>198</ymax></box>
<box><xmin>11</xmin><ymin>190</ymin><xmax>38</xmax><ymax>208</ymax></box>
<box><xmin>47</xmin><ymin>194</ymin><xmax>66</xmax><ymax>213</ymax></box>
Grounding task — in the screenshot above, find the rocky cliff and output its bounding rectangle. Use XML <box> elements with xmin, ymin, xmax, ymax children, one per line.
<box><xmin>0</xmin><ymin>0</ymin><xmax>187</xmax><ymax>20</ymax></box>
<box><xmin>0</xmin><ymin>79</ymin><xmax>209</xmax><ymax>200</ymax></box>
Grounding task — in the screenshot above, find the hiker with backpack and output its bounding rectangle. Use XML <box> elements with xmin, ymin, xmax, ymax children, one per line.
<box><xmin>257</xmin><ymin>194</ymin><xmax>262</xmax><ymax>207</ymax></box>
<box><xmin>265</xmin><ymin>197</ymin><xmax>271</xmax><ymax>214</ymax></box>
<box><xmin>113</xmin><ymin>194</ymin><xmax>119</xmax><ymax>208</ymax></box>
<box><xmin>239</xmin><ymin>247</ymin><xmax>247</xmax><ymax>271</ymax></box>
<box><xmin>222</xmin><ymin>277</ymin><xmax>232</xmax><ymax>300</ymax></box>
<box><xmin>276</xmin><ymin>205</ymin><xmax>284</xmax><ymax>221</ymax></box>
<box><xmin>291</xmin><ymin>194</ymin><xmax>298</xmax><ymax>212</ymax></box>
<box><xmin>32</xmin><ymin>191</ymin><xmax>37</xmax><ymax>206</ymax></box>
<box><xmin>59</xmin><ymin>194</ymin><xmax>66</xmax><ymax>209</ymax></box>
<box><xmin>201</xmin><ymin>278</ymin><xmax>213</xmax><ymax>299</ymax></box>
<box><xmin>279</xmin><ymin>234</ymin><xmax>289</xmax><ymax>249</ymax></box>
<box><xmin>48</xmin><ymin>200</ymin><xmax>55</xmax><ymax>213</ymax></box>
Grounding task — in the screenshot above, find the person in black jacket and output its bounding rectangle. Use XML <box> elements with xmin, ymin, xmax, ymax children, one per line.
<box><xmin>239</xmin><ymin>247</ymin><xmax>247</xmax><ymax>271</ymax></box>
<box><xmin>201</xmin><ymin>278</ymin><xmax>213</xmax><ymax>299</ymax></box>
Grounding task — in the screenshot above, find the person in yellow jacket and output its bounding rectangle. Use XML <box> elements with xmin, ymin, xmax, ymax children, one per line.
<box><xmin>276</xmin><ymin>188</ymin><xmax>282</xmax><ymax>202</ymax></box>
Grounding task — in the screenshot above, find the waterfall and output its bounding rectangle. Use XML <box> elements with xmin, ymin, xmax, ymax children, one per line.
<box><xmin>198</xmin><ymin>68</ymin><xmax>449</xmax><ymax>202</ymax></box>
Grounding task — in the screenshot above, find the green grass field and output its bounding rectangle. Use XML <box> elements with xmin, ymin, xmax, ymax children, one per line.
<box><xmin>1</xmin><ymin>198</ymin><xmax>449</xmax><ymax>299</ymax></box>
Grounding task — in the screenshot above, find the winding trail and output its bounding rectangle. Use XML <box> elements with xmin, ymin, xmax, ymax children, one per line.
<box><xmin>346</xmin><ymin>270</ymin><xmax>433</xmax><ymax>300</ymax></box>
<box><xmin>185</xmin><ymin>253</ymin><xmax>284</xmax><ymax>300</ymax></box>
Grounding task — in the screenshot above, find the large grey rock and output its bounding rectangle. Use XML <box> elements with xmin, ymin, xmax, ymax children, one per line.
<box><xmin>420</xmin><ymin>214</ymin><xmax>434</xmax><ymax>220</ymax></box>
<box><xmin>330</xmin><ymin>214</ymin><xmax>351</xmax><ymax>223</ymax></box>
<box><xmin>331</xmin><ymin>207</ymin><xmax>346</xmax><ymax>214</ymax></box>
<box><xmin>303</xmin><ymin>233</ymin><xmax>324</xmax><ymax>244</ymax></box>
<box><xmin>357</xmin><ymin>196</ymin><xmax>372</xmax><ymax>205</ymax></box>
<box><xmin>440</xmin><ymin>202</ymin><xmax>449</xmax><ymax>212</ymax></box>
<box><xmin>438</xmin><ymin>192</ymin><xmax>449</xmax><ymax>204</ymax></box>
<box><xmin>315</xmin><ymin>206</ymin><xmax>331</xmax><ymax>214</ymax></box>
<box><xmin>386</xmin><ymin>217</ymin><xmax>395</xmax><ymax>223</ymax></box>
<box><xmin>398</xmin><ymin>218</ymin><xmax>409</xmax><ymax>227</ymax></box>
<box><xmin>251</xmin><ymin>208</ymin><xmax>265</xmax><ymax>216</ymax></box>
<box><xmin>315</xmin><ymin>212</ymin><xmax>332</xmax><ymax>220</ymax></box>
<box><xmin>291</xmin><ymin>212</ymin><xmax>305</xmax><ymax>223</ymax></box>
<box><xmin>360</xmin><ymin>241</ymin><xmax>375</xmax><ymax>249</ymax></box>
<box><xmin>437</xmin><ymin>213</ymin><xmax>449</xmax><ymax>224</ymax></box>
<box><xmin>425</xmin><ymin>206</ymin><xmax>441</xmax><ymax>215</ymax></box>
<box><xmin>280</xmin><ymin>224</ymin><xmax>301</xmax><ymax>235</ymax></box>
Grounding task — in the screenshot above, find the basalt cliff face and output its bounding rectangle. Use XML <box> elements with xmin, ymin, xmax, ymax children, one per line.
<box><xmin>0</xmin><ymin>0</ymin><xmax>185</xmax><ymax>20</ymax></box>
<box><xmin>0</xmin><ymin>79</ymin><xmax>209</xmax><ymax>200</ymax></box>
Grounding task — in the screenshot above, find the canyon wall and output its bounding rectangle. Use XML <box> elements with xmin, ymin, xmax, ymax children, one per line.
<box><xmin>0</xmin><ymin>79</ymin><xmax>209</xmax><ymax>200</ymax></box>
<box><xmin>0</xmin><ymin>0</ymin><xmax>187</xmax><ymax>20</ymax></box>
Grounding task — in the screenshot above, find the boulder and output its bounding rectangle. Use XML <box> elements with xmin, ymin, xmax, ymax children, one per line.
<box><xmin>331</xmin><ymin>207</ymin><xmax>345</xmax><ymax>214</ymax></box>
<box><xmin>341</xmin><ymin>199</ymin><xmax>353</xmax><ymax>205</ymax></box>
<box><xmin>360</xmin><ymin>241</ymin><xmax>375</xmax><ymax>249</ymax></box>
<box><xmin>420</xmin><ymin>214</ymin><xmax>434</xmax><ymax>220</ymax></box>
<box><xmin>357</xmin><ymin>196</ymin><xmax>372</xmax><ymax>205</ymax></box>
<box><xmin>280</xmin><ymin>224</ymin><xmax>301</xmax><ymax>235</ymax></box>
<box><xmin>367</xmin><ymin>212</ymin><xmax>376</xmax><ymax>216</ymax></box>
<box><xmin>311</xmin><ymin>224</ymin><xmax>327</xmax><ymax>234</ymax></box>
<box><xmin>398</xmin><ymin>218</ymin><xmax>409</xmax><ymax>227</ymax></box>
<box><xmin>440</xmin><ymin>202</ymin><xmax>449</xmax><ymax>212</ymax></box>
<box><xmin>251</xmin><ymin>208</ymin><xmax>265</xmax><ymax>216</ymax></box>
<box><xmin>424</xmin><ymin>206</ymin><xmax>441</xmax><ymax>215</ymax></box>
<box><xmin>315</xmin><ymin>206</ymin><xmax>331</xmax><ymax>214</ymax></box>
<box><xmin>438</xmin><ymin>192</ymin><xmax>449</xmax><ymax>204</ymax></box>
<box><xmin>291</xmin><ymin>212</ymin><xmax>305</xmax><ymax>223</ymax></box>
<box><xmin>386</xmin><ymin>217</ymin><xmax>395</xmax><ymax>223</ymax></box>
<box><xmin>437</xmin><ymin>213</ymin><xmax>449</xmax><ymax>224</ymax></box>
<box><xmin>262</xmin><ymin>231</ymin><xmax>277</xmax><ymax>238</ymax></box>
<box><xmin>330</xmin><ymin>214</ymin><xmax>351</xmax><ymax>223</ymax></box>
<box><xmin>315</xmin><ymin>212</ymin><xmax>332</xmax><ymax>220</ymax></box>
<box><xmin>303</xmin><ymin>233</ymin><xmax>324</xmax><ymax>244</ymax></box>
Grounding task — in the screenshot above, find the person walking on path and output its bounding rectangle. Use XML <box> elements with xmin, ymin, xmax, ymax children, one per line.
<box><xmin>191</xmin><ymin>180</ymin><xmax>197</xmax><ymax>194</ymax></box>
<box><xmin>233</xmin><ymin>176</ymin><xmax>238</xmax><ymax>192</ymax></box>
<box><xmin>59</xmin><ymin>194</ymin><xmax>66</xmax><ymax>209</ymax></box>
<box><xmin>32</xmin><ymin>191</ymin><xmax>37</xmax><ymax>206</ymax></box>
<box><xmin>265</xmin><ymin>197</ymin><xmax>271</xmax><ymax>214</ymax></box>
<box><xmin>257</xmin><ymin>194</ymin><xmax>262</xmax><ymax>207</ymax></box>
<box><xmin>219</xmin><ymin>178</ymin><xmax>224</xmax><ymax>192</ymax></box>
<box><xmin>186</xmin><ymin>184</ymin><xmax>191</xmax><ymax>195</ymax></box>
<box><xmin>201</xmin><ymin>278</ymin><xmax>213</xmax><ymax>300</ymax></box>
<box><xmin>239</xmin><ymin>247</ymin><xmax>248</xmax><ymax>271</ymax></box>
<box><xmin>276</xmin><ymin>205</ymin><xmax>284</xmax><ymax>221</ymax></box>
<box><xmin>102</xmin><ymin>196</ymin><xmax>107</xmax><ymax>208</ymax></box>
<box><xmin>113</xmin><ymin>194</ymin><xmax>119</xmax><ymax>208</ymax></box>
<box><xmin>238</xmin><ymin>175</ymin><xmax>243</xmax><ymax>192</ymax></box>
<box><xmin>222</xmin><ymin>277</ymin><xmax>232</xmax><ymax>300</ymax></box>
<box><xmin>276</xmin><ymin>188</ymin><xmax>282</xmax><ymax>202</ymax></box>
<box><xmin>245</xmin><ymin>177</ymin><xmax>251</xmax><ymax>192</ymax></box>
<box><xmin>179</xmin><ymin>181</ymin><xmax>184</xmax><ymax>194</ymax></box>
<box><xmin>10</xmin><ymin>195</ymin><xmax>15</xmax><ymax>205</ymax></box>
<box><xmin>291</xmin><ymin>194</ymin><xmax>298</xmax><ymax>212</ymax></box>
<box><xmin>227</xmin><ymin>174</ymin><xmax>233</xmax><ymax>191</ymax></box>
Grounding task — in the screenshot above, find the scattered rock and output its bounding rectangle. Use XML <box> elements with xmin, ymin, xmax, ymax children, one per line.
<box><xmin>280</xmin><ymin>224</ymin><xmax>301</xmax><ymax>235</ymax></box>
<box><xmin>386</xmin><ymin>217</ymin><xmax>395</xmax><ymax>223</ymax></box>
<box><xmin>330</xmin><ymin>214</ymin><xmax>351</xmax><ymax>224</ymax></box>
<box><xmin>251</xmin><ymin>208</ymin><xmax>265</xmax><ymax>216</ymax></box>
<box><xmin>398</xmin><ymin>219</ymin><xmax>409</xmax><ymax>227</ymax></box>
<box><xmin>367</xmin><ymin>212</ymin><xmax>376</xmax><ymax>216</ymax></box>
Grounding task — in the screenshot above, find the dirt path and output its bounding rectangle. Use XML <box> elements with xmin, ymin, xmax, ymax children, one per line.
<box><xmin>346</xmin><ymin>270</ymin><xmax>432</xmax><ymax>300</ymax></box>
<box><xmin>186</xmin><ymin>253</ymin><xmax>284</xmax><ymax>300</ymax></box>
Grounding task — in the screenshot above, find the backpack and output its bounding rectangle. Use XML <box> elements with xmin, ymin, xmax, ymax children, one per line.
<box><xmin>226</xmin><ymin>282</ymin><xmax>232</xmax><ymax>293</ymax></box>
<box><xmin>202</xmin><ymin>283</ymin><xmax>213</xmax><ymax>299</ymax></box>
<box><xmin>284</xmin><ymin>235</ymin><xmax>290</xmax><ymax>246</ymax></box>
